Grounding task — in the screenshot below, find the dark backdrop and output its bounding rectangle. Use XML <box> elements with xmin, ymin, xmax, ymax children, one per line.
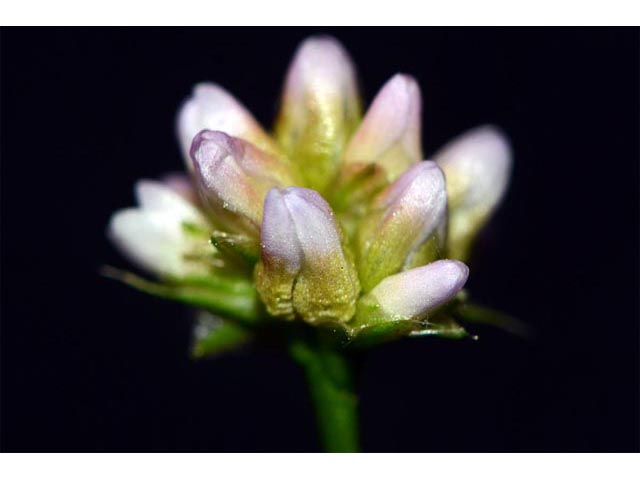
<box><xmin>2</xmin><ymin>28</ymin><xmax>638</xmax><ymax>452</ymax></box>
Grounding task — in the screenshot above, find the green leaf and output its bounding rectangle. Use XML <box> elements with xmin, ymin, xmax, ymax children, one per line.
<box><xmin>101</xmin><ymin>266</ymin><xmax>262</xmax><ymax>326</ymax></box>
<box><xmin>191</xmin><ymin>311</ymin><xmax>252</xmax><ymax>359</ymax></box>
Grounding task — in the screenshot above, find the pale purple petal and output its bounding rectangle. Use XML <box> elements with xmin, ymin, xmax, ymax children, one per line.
<box><xmin>434</xmin><ymin>125</ymin><xmax>512</xmax><ymax>259</ymax></box>
<box><xmin>343</xmin><ymin>74</ymin><xmax>422</xmax><ymax>180</ymax></box>
<box><xmin>357</xmin><ymin>161</ymin><xmax>448</xmax><ymax>291</ymax></box>
<box><xmin>281</xmin><ymin>187</ymin><xmax>343</xmax><ymax>259</ymax></box>
<box><xmin>434</xmin><ymin>125</ymin><xmax>512</xmax><ymax>213</ymax></box>
<box><xmin>281</xmin><ymin>36</ymin><xmax>358</xmax><ymax>108</ymax></box>
<box><xmin>256</xmin><ymin>187</ymin><xmax>360</xmax><ymax>324</ymax></box>
<box><xmin>260</xmin><ymin>188</ymin><xmax>302</xmax><ymax>273</ymax></box>
<box><xmin>369</xmin><ymin>260</ymin><xmax>469</xmax><ymax>320</ymax></box>
<box><xmin>190</xmin><ymin>130</ymin><xmax>294</xmax><ymax>234</ymax></box>
<box><xmin>275</xmin><ymin>35</ymin><xmax>361</xmax><ymax>191</ymax></box>
<box><xmin>177</xmin><ymin>82</ymin><xmax>276</xmax><ymax>169</ymax></box>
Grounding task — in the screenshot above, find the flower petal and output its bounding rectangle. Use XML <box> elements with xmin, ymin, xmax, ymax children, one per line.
<box><xmin>343</xmin><ymin>74</ymin><xmax>422</xmax><ymax>181</ymax></box>
<box><xmin>356</xmin><ymin>161</ymin><xmax>448</xmax><ymax>292</ymax></box>
<box><xmin>357</xmin><ymin>260</ymin><xmax>469</xmax><ymax>325</ymax></box>
<box><xmin>160</xmin><ymin>172</ymin><xmax>199</xmax><ymax>205</ymax></box>
<box><xmin>255</xmin><ymin>187</ymin><xmax>360</xmax><ymax>324</ymax></box>
<box><xmin>135</xmin><ymin>180</ymin><xmax>204</xmax><ymax>221</ymax></box>
<box><xmin>177</xmin><ymin>83</ymin><xmax>279</xmax><ymax>169</ymax></box>
<box><xmin>108</xmin><ymin>181</ymin><xmax>210</xmax><ymax>278</ymax></box>
<box><xmin>190</xmin><ymin>130</ymin><xmax>295</xmax><ymax>239</ymax></box>
<box><xmin>434</xmin><ymin>125</ymin><xmax>512</xmax><ymax>260</ymax></box>
<box><xmin>275</xmin><ymin>36</ymin><xmax>361</xmax><ymax>192</ymax></box>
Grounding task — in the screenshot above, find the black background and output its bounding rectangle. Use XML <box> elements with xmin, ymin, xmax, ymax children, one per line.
<box><xmin>2</xmin><ymin>28</ymin><xmax>638</xmax><ymax>452</ymax></box>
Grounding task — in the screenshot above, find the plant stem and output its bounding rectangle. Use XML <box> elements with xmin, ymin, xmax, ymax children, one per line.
<box><xmin>289</xmin><ymin>338</ymin><xmax>360</xmax><ymax>453</ymax></box>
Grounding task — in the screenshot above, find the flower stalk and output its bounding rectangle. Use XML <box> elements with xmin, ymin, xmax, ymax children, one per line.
<box><xmin>289</xmin><ymin>336</ymin><xmax>360</xmax><ymax>453</ymax></box>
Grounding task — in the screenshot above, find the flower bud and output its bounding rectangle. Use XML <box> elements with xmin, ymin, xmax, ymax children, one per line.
<box><xmin>355</xmin><ymin>260</ymin><xmax>469</xmax><ymax>326</ymax></box>
<box><xmin>190</xmin><ymin>130</ymin><xmax>296</xmax><ymax>241</ymax></box>
<box><xmin>255</xmin><ymin>187</ymin><xmax>360</xmax><ymax>325</ymax></box>
<box><xmin>107</xmin><ymin>180</ymin><xmax>211</xmax><ymax>278</ymax></box>
<box><xmin>275</xmin><ymin>36</ymin><xmax>361</xmax><ymax>192</ymax></box>
<box><xmin>356</xmin><ymin>161</ymin><xmax>447</xmax><ymax>292</ymax></box>
<box><xmin>343</xmin><ymin>74</ymin><xmax>422</xmax><ymax>181</ymax></box>
<box><xmin>177</xmin><ymin>83</ymin><xmax>279</xmax><ymax>169</ymax></box>
<box><xmin>434</xmin><ymin>125</ymin><xmax>512</xmax><ymax>260</ymax></box>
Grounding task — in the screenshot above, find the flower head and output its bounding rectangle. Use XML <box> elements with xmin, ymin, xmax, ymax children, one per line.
<box><xmin>107</xmin><ymin>35</ymin><xmax>513</xmax><ymax>347</ymax></box>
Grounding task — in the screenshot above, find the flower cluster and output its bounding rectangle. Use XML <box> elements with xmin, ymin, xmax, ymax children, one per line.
<box><xmin>107</xmin><ymin>36</ymin><xmax>512</xmax><ymax>352</ymax></box>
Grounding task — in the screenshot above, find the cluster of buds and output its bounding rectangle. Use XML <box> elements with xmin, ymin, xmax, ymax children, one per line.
<box><xmin>107</xmin><ymin>36</ymin><xmax>512</xmax><ymax>354</ymax></box>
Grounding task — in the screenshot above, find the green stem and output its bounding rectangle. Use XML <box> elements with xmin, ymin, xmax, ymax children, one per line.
<box><xmin>289</xmin><ymin>338</ymin><xmax>360</xmax><ymax>453</ymax></box>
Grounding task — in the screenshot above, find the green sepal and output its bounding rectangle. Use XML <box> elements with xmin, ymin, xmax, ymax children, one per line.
<box><xmin>331</xmin><ymin>163</ymin><xmax>387</xmax><ymax>213</ymax></box>
<box><xmin>181</xmin><ymin>220</ymin><xmax>210</xmax><ymax>237</ymax></box>
<box><xmin>349</xmin><ymin>313</ymin><xmax>469</xmax><ymax>349</ymax></box>
<box><xmin>408</xmin><ymin>315</ymin><xmax>470</xmax><ymax>340</ymax></box>
<box><xmin>349</xmin><ymin>320</ymin><xmax>416</xmax><ymax>349</ymax></box>
<box><xmin>191</xmin><ymin>311</ymin><xmax>252</xmax><ymax>359</ymax></box>
<box><xmin>315</xmin><ymin>321</ymin><xmax>353</xmax><ymax>349</ymax></box>
<box><xmin>210</xmin><ymin>230</ymin><xmax>259</xmax><ymax>265</ymax></box>
<box><xmin>330</xmin><ymin>163</ymin><xmax>388</xmax><ymax>243</ymax></box>
<box><xmin>102</xmin><ymin>266</ymin><xmax>262</xmax><ymax>326</ymax></box>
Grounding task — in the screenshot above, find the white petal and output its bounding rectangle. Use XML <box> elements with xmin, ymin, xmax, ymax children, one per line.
<box><xmin>176</xmin><ymin>83</ymin><xmax>275</xmax><ymax>169</ymax></box>
<box><xmin>108</xmin><ymin>181</ymin><xmax>209</xmax><ymax>278</ymax></box>
<box><xmin>135</xmin><ymin>180</ymin><xmax>206</xmax><ymax>225</ymax></box>
<box><xmin>434</xmin><ymin>125</ymin><xmax>512</xmax><ymax>259</ymax></box>
<box><xmin>108</xmin><ymin>209</ymin><xmax>195</xmax><ymax>278</ymax></box>
<box><xmin>434</xmin><ymin>125</ymin><xmax>512</xmax><ymax>213</ymax></box>
<box><xmin>282</xmin><ymin>36</ymin><xmax>358</xmax><ymax>107</ymax></box>
<box><xmin>369</xmin><ymin>260</ymin><xmax>469</xmax><ymax>320</ymax></box>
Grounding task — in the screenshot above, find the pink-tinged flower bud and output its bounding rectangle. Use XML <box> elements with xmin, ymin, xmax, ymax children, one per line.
<box><xmin>356</xmin><ymin>260</ymin><xmax>469</xmax><ymax>326</ymax></box>
<box><xmin>108</xmin><ymin>180</ymin><xmax>211</xmax><ymax>278</ymax></box>
<box><xmin>255</xmin><ymin>187</ymin><xmax>360</xmax><ymax>325</ymax></box>
<box><xmin>177</xmin><ymin>83</ymin><xmax>279</xmax><ymax>169</ymax></box>
<box><xmin>275</xmin><ymin>36</ymin><xmax>361</xmax><ymax>192</ymax></box>
<box><xmin>190</xmin><ymin>130</ymin><xmax>296</xmax><ymax>240</ymax></box>
<box><xmin>356</xmin><ymin>161</ymin><xmax>448</xmax><ymax>292</ymax></box>
<box><xmin>343</xmin><ymin>74</ymin><xmax>422</xmax><ymax>181</ymax></box>
<box><xmin>434</xmin><ymin>125</ymin><xmax>512</xmax><ymax>260</ymax></box>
